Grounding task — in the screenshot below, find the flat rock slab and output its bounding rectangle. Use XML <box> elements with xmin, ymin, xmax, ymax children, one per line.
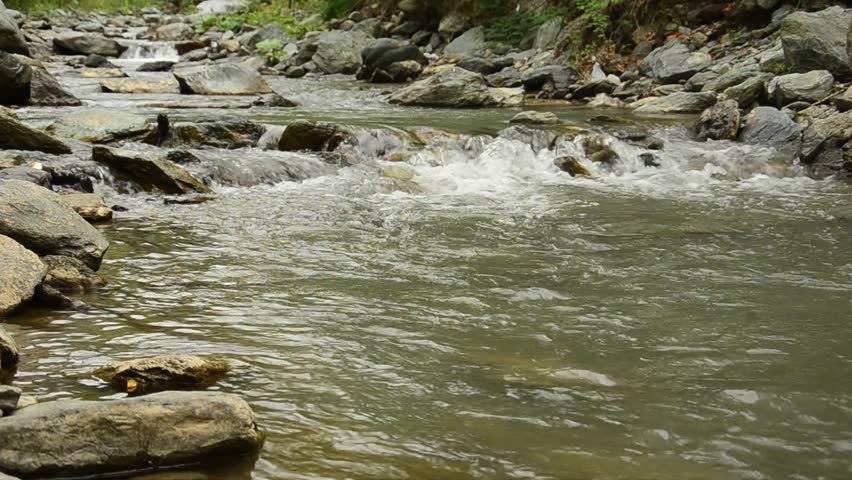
<box><xmin>48</xmin><ymin>108</ymin><xmax>151</xmax><ymax>144</ymax></box>
<box><xmin>100</xmin><ymin>78</ymin><xmax>181</xmax><ymax>94</ymax></box>
<box><xmin>0</xmin><ymin>180</ymin><xmax>109</xmax><ymax>270</ymax></box>
<box><xmin>92</xmin><ymin>146</ymin><xmax>211</xmax><ymax>195</ymax></box>
<box><xmin>173</xmin><ymin>64</ymin><xmax>271</xmax><ymax>95</ymax></box>
<box><xmin>0</xmin><ymin>113</ymin><xmax>71</xmax><ymax>154</ymax></box>
<box><xmin>94</xmin><ymin>355</ymin><xmax>230</xmax><ymax>393</ymax></box>
<box><xmin>0</xmin><ymin>391</ymin><xmax>264</xmax><ymax>478</ymax></box>
<box><xmin>0</xmin><ymin>235</ymin><xmax>47</xmax><ymax>316</ymax></box>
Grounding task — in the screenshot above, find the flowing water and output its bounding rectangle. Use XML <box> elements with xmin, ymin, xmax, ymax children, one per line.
<box><xmin>6</xmin><ymin>46</ymin><xmax>852</xmax><ymax>480</ymax></box>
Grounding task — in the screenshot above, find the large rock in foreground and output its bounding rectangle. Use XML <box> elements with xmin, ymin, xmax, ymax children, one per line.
<box><xmin>94</xmin><ymin>355</ymin><xmax>230</xmax><ymax>393</ymax></box>
<box><xmin>0</xmin><ymin>391</ymin><xmax>264</xmax><ymax>478</ymax></box>
<box><xmin>92</xmin><ymin>146</ymin><xmax>212</xmax><ymax>195</ymax></box>
<box><xmin>0</xmin><ymin>235</ymin><xmax>47</xmax><ymax>316</ymax></box>
<box><xmin>738</xmin><ymin>106</ymin><xmax>802</xmax><ymax>159</ymax></box>
<box><xmin>173</xmin><ymin>64</ymin><xmax>271</xmax><ymax>95</ymax></box>
<box><xmin>0</xmin><ymin>7</ymin><xmax>29</xmax><ymax>55</ymax></box>
<box><xmin>780</xmin><ymin>6</ymin><xmax>852</xmax><ymax>80</ymax></box>
<box><xmin>53</xmin><ymin>33</ymin><xmax>127</xmax><ymax>57</ymax></box>
<box><xmin>0</xmin><ymin>180</ymin><xmax>109</xmax><ymax>270</ymax></box>
<box><xmin>389</xmin><ymin>67</ymin><xmax>523</xmax><ymax>108</ymax></box>
<box><xmin>0</xmin><ymin>112</ymin><xmax>71</xmax><ymax>154</ymax></box>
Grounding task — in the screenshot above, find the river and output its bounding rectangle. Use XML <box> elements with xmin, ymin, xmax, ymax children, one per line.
<box><xmin>6</xmin><ymin>44</ymin><xmax>852</xmax><ymax>480</ymax></box>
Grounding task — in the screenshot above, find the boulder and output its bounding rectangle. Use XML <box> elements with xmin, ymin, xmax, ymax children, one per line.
<box><xmin>456</xmin><ymin>56</ymin><xmax>513</xmax><ymax>75</ymax></box>
<box><xmin>149</xmin><ymin>118</ymin><xmax>266</xmax><ymax>149</ymax></box>
<box><xmin>83</xmin><ymin>54</ymin><xmax>116</xmax><ymax>68</ymax></box>
<box><xmin>100</xmin><ymin>78</ymin><xmax>181</xmax><ymax>94</ymax></box>
<box><xmin>0</xmin><ymin>113</ymin><xmax>71</xmax><ymax>155</ymax></box>
<box><xmin>767</xmin><ymin>70</ymin><xmax>834</xmax><ymax>107</ymax></box>
<box><xmin>53</xmin><ymin>33</ymin><xmax>127</xmax><ymax>57</ymax></box>
<box><xmin>277</xmin><ymin>120</ymin><xmax>355</xmax><ymax>152</ymax></box>
<box><xmin>0</xmin><ymin>325</ymin><xmax>18</xmax><ymax>369</ymax></box>
<box><xmin>533</xmin><ymin>18</ymin><xmax>562</xmax><ymax>50</ymax></box>
<box><xmin>93</xmin><ymin>355</ymin><xmax>229</xmax><ymax>392</ymax></box>
<box><xmin>521</xmin><ymin>65</ymin><xmax>575</xmax><ymax>92</ymax></box>
<box><xmin>0</xmin><ymin>180</ymin><xmax>109</xmax><ymax>270</ymax></box>
<box><xmin>486</xmin><ymin>67</ymin><xmax>523</xmax><ymax>88</ymax></box>
<box><xmin>737</xmin><ymin>106</ymin><xmax>802</xmax><ymax>158</ymax></box>
<box><xmin>0</xmin><ymin>51</ymin><xmax>30</xmax><ymax>105</ymax></box>
<box><xmin>572</xmin><ymin>79</ymin><xmax>617</xmax><ymax>99</ymax></box>
<box><xmin>136</xmin><ymin>60</ymin><xmax>175</xmax><ymax>72</ymax></box>
<box><xmin>800</xmin><ymin>110</ymin><xmax>852</xmax><ymax>178</ymax></box>
<box><xmin>27</xmin><ymin>65</ymin><xmax>82</xmax><ymax>107</ymax></box>
<box><xmin>554</xmin><ymin>156</ymin><xmax>591</xmax><ymax>177</ymax></box>
<box><xmin>694</xmin><ymin>99</ymin><xmax>741</xmax><ymax>141</ymax></box>
<box><xmin>444</xmin><ymin>27</ymin><xmax>487</xmax><ymax>57</ymax></box>
<box><xmin>834</xmin><ymin>85</ymin><xmax>852</xmax><ymax>112</ymax></box>
<box><xmin>0</xmin><ymin>385</ymin><xmax>21</xmax><ymax>415</ymax></box>
<box><xmin>356</xmin><ymin>39</ymin><xmax>427</xmax><ymax>83</ymax></box>
<box><xmin>0</xmin><ymin>166</ymin><xmax>51</xmax><ymax>188</ymax></box>
<box><xmin>641</xmin><ymin>41</ymin><xmax>712</xmax><ymax>84</ymax></box>
<box><xmin>701</xmin><ymin>65</ymin><xmax>760</xmax><ymax>93</ymax></box>
<box><xmin>510</xmin><ymin>111</ymin><xmax>559</xmax><ymax>125</ymax></box>
<box><xmin>721</xmin><ymin>73</ymin><xmax>773</xmax><ymax>107</ymax></box>
<box><xmin>0</xmin><ymin>234</ymin><xmax>47</xmax><ymax>316</ymax></box>
<box><xmin>173</xmin><ymin>64</ymin><xmax>271</xmax><ymax>95</ymax></box>
<box><xmin>156</xmin><ymin>22</ymin><xmax>194</xmax><ymax>41</ymax></box>
<box><xmin>634</xmin><ymin>92</ymin><xmax>716</xmax><ymax>114</ymax></box>
<box><xmin>92</xmin><ymin>146</ymin><xmax>211</xmax><ymax>195</ymax></box>
<box><xmin>780</xmin><ymin>6</ymin><xmax>852</xmax><ymax>79</ymax></box>
<box><xmin>196</xmin><ymin>0</ymin><xmax>247</xmax><ymax>14</ymax></box>
<box><xmin>303</xmin><ymin>30</ymin><xmax>373</xmax><ymax>75</ymax></box>
<box><xmin>389</xmin><ymin>67</ymin><xmax>523</xmax><ymax>108</ymax></box>
<box><xmin>58</xmin><ymin>193</ymin><xmax>113</xmax><ymax>223</ymax></box>
<box><xmin>48</xmin><ymin>109</ymin><xmax>151</xmax><ymax>143</ymax></box>
<box><xmin>0</xmin><ymin>391</ymin><xmax>264</xmax><ymax>478</ymax></box>
<box><xmin>41</xmin><ymin>254</ymin><xmax>105</xmax><ymax>290</ymax></box>
<box><xmin>0</xmin><ymin>7</ymin><xmax>28</xmax><ymax>55</ymax></box>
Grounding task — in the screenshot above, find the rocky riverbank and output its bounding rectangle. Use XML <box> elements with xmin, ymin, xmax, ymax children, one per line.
<box><xmin>1</xmin><ymin>0</ymin><xmax>851</xmax><ymax>478</ymax></box>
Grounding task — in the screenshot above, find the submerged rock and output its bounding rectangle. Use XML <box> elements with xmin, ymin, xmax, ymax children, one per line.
<box><xmin>41</xmin><ymin>255</ymin><xmax>105</xmax><ymax>291</ymax></box>
<box><xmin>0</xmin><ymin>112</ymin><xmax>71</xmax><ymax>154</ymax></box>
<box><xmin>49</xmin><ymin>108</ymin><xmax>151</xmax><ymax>144</ymax></box>
<box><xmin>92</xmin><ymin>146</ymin><xmax>211</xmax><ymax>195</ymax></box>
<box><xmin>277</xmin><ymin>120</ymin><xmax>355</xmax><ymax>152</ymax></box>
<box><xmin>58</xmin><ymin>193</ymin><xmax>113</xmax><ymax>223</ymax></box>
<box><xmin>0</xmin><ymin>391</ymin><xmax>264</xmax><ymax>478</ymax></box>
<box><xmin>0</xmin><ymin>234</ymin><xmax>47</xmax><ymax>316</ymax></box>
<box><xmin>173</xmin><ymin>63</ymin><xmax>271</xmax><ymax>95</ymax></box>
<box><xmin>389</xmin><ymin>67</ymin><xmax>523</xmax><ymax>108</ymax></box>
<box><xmin>53</xmin><ymin>32</ymin><xmax>127</xmax><ymax>57</ymax></box>
<box><xmin>695</xmin><ymin>100</ymin><xmax>741</xmax><ymax>141</ymax></box>
<box><xmin>554</xmin><ymin>156</ymin><xmax>591</xmax><ymax>177</ymax></box>
<box><xmin>94</xmin><ymin>355</ymin><xmax>230</xmax><ymax>393</ymax></box>
<box><xmin>0</xmin><ymin>180</ymin><xmax>109</xmax><ymax>270</ymax></box>
<box><xmin>634</xmin><ymin>92</ymin><xmax>716</xmax><ymax>114</ymax></box>
<box><xmin>0</xmin><ymin>326</ymin><xmax>18</xmax><ymax>369</ymax></box>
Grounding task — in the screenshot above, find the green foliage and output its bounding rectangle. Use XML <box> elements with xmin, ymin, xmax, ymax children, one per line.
<box><xmin>320</xmin><ymin>0</ymin><xmax>359</xmax><ymax>20</ymax></box>
<box><xmin>577</xmin><ymin>0</ymin><xmax>623</xmax><ymax>35</ymax></box>
<box><xmin>255</xmin><ymin>38</ymin><xmax>290</xmax><ymax>62</ymax></box>
<box><xmin>195</xmin><ymin>1</ymin><xmax>326</xmax><ymax>38</ymax></box>
<box><xmin>6</xmin><ymin>0</ymin><xmax>160</xmax><ymax>14</ymax></box>
<box><xmin>483</xmin><ymin>7</ymin><xmax>567</xmax><ymax>47</ymax></box>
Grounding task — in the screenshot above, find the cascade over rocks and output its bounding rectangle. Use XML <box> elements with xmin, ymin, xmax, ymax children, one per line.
<box><xmin>357</xmin><ymin>39</ymin><xmax>427</xmax><ymax>83</ymax></box>
<box><xmin>0</xmin><ymin>180</ymin><xmax>109</xmax><ymax>270</ymax></box>
<box><xmin>92</xmin><ymin>145</ymin><xmax>212</xmax><ymax>195</ymax></box>
<box><xmin>174</xmin><ymin>63</ymin><xmax>272</xmax><ymax>95</ymax></box>
<box><xmin>0</xmin><ymin>391</ymin><xmax>265</xmax><ymax>478</ymax></box>
<box><xmin>0</xmin><ymin>234</ymin><xmax>47</xmax><ymax>316</ymax></box>
<box><xmin>389</xmin><ymin>67</ymin><xmax>523</xmax><ymax>108</ymax></box>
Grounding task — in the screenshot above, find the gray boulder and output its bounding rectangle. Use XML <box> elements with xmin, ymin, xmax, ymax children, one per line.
<box><xmin>641</xmin><ymin>41</ymin><xmax>712</xmax><ymax>84</ymax></box>
<box><xmin>738</xmin><ymin>106</ymin><xmax>802</xmax><ymax>158</ymax></box>
<box><xmin>0</xmin><ymin>391</ymin><xmax>264</xmax><ymax>478</ymax></box>
<box><xmin>156</xmin><ymin>22</ymin><xmax>194</xmax><ymax>41</ymax></box>
<box><xmin>92</xmin><ymin>146</ymin><xmax>211</xmax><ymax>195</ymax></box>
<box><xmin>174</xmin><ymin>64</ymin><xmax>271</xmax><ymax>95</ymax></box>
<box><xmin>93</xmin><ymin>355</ymin><xmax>229</xmax><ymax>393</ymax></box>
<box><xmin>800</xmin><ymin>110</ymin><xmax>852</xmax><ymax>179</ymax></box>
<box><xmin>634</xmin><ymin>92</ymin><xmax>716</xmax><ymax>114</ymax></box>
<box><xmin>53</xmin><ymin>33</ymin><xmax>127</xmax><ymax>57</ymax></box>
<box><xmin>137</xmin><ymin>60</ymin><xmax>175</xmax><ymax>72</ymax></box>
<box><xmin>694</xmin><ymin>99</ymin><xmax>741</xmax><ymax>141</ymax></box>
<box><xmin>356</xmin><ymin>39</ymin><xmax>427</xmax><ymax>83</ymax></box>
<box><xmin>444</xmin><ymin>27</ymin><xmax>487</xmax><ymax>57</ymax></box>
<box><xmin>0</xmin><ymin>180</ymin><xmax>109</xmax><ymax>270</ymax></box>
<box><xmin>277</xmin><ymin>120</ymin><xmax>355</xmax><ymax>152</ymax></box>
<box><xmin>12</xmin><ymin>55</ymin><xmax>82</xmax><ymax>107</ymax></box>
<box><xmin>0</xmin><ymin>51</ymin><xmax>30</xmax><ymax>105</ymax></box>
<box><xmin>389</xmin><ymin>67</ymin><xmax>523</xmax><ymax>108</ymax></box>
<box><xmin>0</xmin><ymin>113</ymin><xmax>71</xmax><ymax>155</ymax></box>
<box><xmin>521</xmin><ymin>65</ymin><xmax>576</xmax><ymax>92</ymax></box>
<box><xmin>721</xmin><ymin>73</ymin><xmax>773</xmax><ymax>107</ymax></box>
<box><xmin>0</xmin><ymin>325</ymin><xmax>18</xmax><ymax>369</ymax></box>
<box><xmin>701</xmin><ymin>65</ymin><xmax>759</xmax><ymax>93</ymax></box>
<box><xmin>0</xmin><ymin>234</ymin><xmax>47</xmax><ymax>316</ymax></box>
<box><xmin>301</xmin><ymin>30</ymin><xmax>372</xmax><ymax>75</ymax></box>
<box><xmin>0</xmin><ymin>7</ymin><xmax>28</xmax><ymax>55</ymax></box>
<box><xmin>41</xmin><ymin>254</ymin><xmax>105</xmax><ymax>290</ymax></box>
<box><xmin>767</xmin><ymin>70</ymin><xmax>834</xmax><ymax>107</ymax></box>
<box><xmin>48</xmin><ymin>108</ymin><xmax>150</xmax><ymax>143</ymax></box>
<box><xmin>780</xmin><ymin>6</ymin><xmax>852</xmax><ymax>79</ymax></box>
<box><xmin>438</xmin><ymin>11</ymin><xmax>469</xmax><ymax>36</ymax></box>
<box><xmin>0</xmin><ymin>166</ymin><xmax>51</xmax><ymax>187</ymax></box>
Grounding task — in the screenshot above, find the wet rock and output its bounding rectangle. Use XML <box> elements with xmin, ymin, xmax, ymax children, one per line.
<box><xmin>767</xmin><ymin>70</ymin><xmax>834</xmax><ymax>107</ymax></box>
<box><xmin>582</xmin><ymin>135</ymin><xmax>620</xmax><ymax>163</ymax></box>
<box><xmin>0</xmin><ymin>51</ymin><xmax>30</xmax><ymax>106</ymax></box>
<box><xmin>26</xmin><ymin>63</ymin><xmax>82</xmax><ymax>107</ymax></box>
<box><xmin>58</xmin><ymin>193</ymin><xmax>113</xmax><ymax>223</ymax></box>
<box><xmin>174</xmin><ymin>63</ymin><xmax>271</xmax><ymax>95</ymax></box>
<box><xmin>389</xmin><ymin>67</ymin><xmax>523</xmax><ymax>108</ymax></box>
<box><xmin>0</xmin><ymin>385</ymin><xmax>21</xmax><ymax>415</ymax></box>
<box><xmin>509</xmin><ymin>111</ymin><xmax>559</xmax><ymax>125</ymax></box>
<box><xmin>695</xmin><ymin>99</ymin><xmax>741</xmax><ymax>141</ymax></box>
<box><xmin>152</xmin><ymin>118</ymin><xmax>266</xmax><ymax>149</ymax></box>
<box><xmin>156</xmin><ymin>22</ymin><xmax>194</xmax><ymax>41</ymax></box>
<box><xmin>100</xmin><ymin>78</ymin><xmax>180</xmax><ymax>94</ymax></box>
<box><xmin>41</xmin><ymin>254</ymin><xmax>105</xmax><ymax>291</ymax></box>
<box><xmin>0</xmin><ymin>166</ymin><xmax>51</xmax><ymax>188</ymax></box>
<box><xmin>639</xmin><ymin>152</ymin><xmax>661</xmax><ymax>167</ymax></box>
<box><xmin>252</xmin><ymin>93</ymin><xmax>296</xmax><ymax>107</ymax></box>
<box><xmin>721</xmin><ymin>73</ymin><xmax>773</xmax><ymax>107</ymax></box>
<box><xmin>800</xmin><ymin>110</ymin><xmax>852</xmax><ymax>179</ymax></box>
<box><xmin>444</xmin><ymin>26</ymin><xmax>487</xmax><ymax>57</ymax></box>
<box><xmin>83</xmin><ymin>54</ymin><xmax>116</xmax><ymax>68</ymax></box>
<box><xmin>779</xmin><ymin>6</ymin><xmax>852</xmax><ymax>79</ymax></box>
<box><xmin>137</xmin><ymin>60</ymin><xmax>175</xmax><ymax>72</ymax></box>
<box><xmin>0</xmin><ymin>180</ymin><xmax>109</xmax><ymax>270</ymax></box>
<box><xmin>0</xmin><ymin>113</ymin><xmax>71</xmax><ymax>155</ymax></box>
<box><xmin>53</xmin><ymin>32</ymin><xmax>127</xmax><ymax>57</ymax></box>
<box><xmin>738</xmin><ymin>106</ymin><xmax>802</xmax><ymax>158</ymax></box>
<box><xmin>0</xmin><ymin>325</ymin><xmax>18</xmax><ymax>370</ymax></box>
<box><xmin>94</xmin><ymin>355</ymin><xmax>229</xmax><ymax>393</ymax></box>
<box><xmin>0</xmin><ymin>7</ymin><xmax>28</xmax><ymax>55</ymax></box>
<box><xmin>634</xmin><ymin>92</ymin><xmax>716</xmax><ymax>114</ymax></box>
<box><xmin>32</xmin><ymin>283</ymin><xmax>74</xmax><ymax>309</ymax></box>
<box><xmin>0</xmin><ymin>391</ymin><xmax>264</xmax><ymax>478</ymax></box>
<box><xmin>498</xmin><ymin>125</ymin><xmax>558</xmax><ymax>152</ymax></box>
<box><xmin>49</xmin><ymin>108</ymin><xmax>150</xmax><ymax>144</ymax></box>
<box><xmin>521</xmin><ymin>65</ymin><xmax>575</xmax><ymax>92</ymax></box>
<box><xmin>277</xmin><ymin>120</ymin><xmax>355</xmax><ymax>152</ymax></box>
<box><xmin>300</xmin><ymin>30</ymin><xmax>372</xmax><ymax>75</ymax></box>
<box><xmin>92</xmin><ymin>146</ymin><xmax>211</xmax><ymax>195</ymax></box>
<box><xmin>834</xmin><ymin>85</ymin><xmax>852</xmax><ymax>112</ymax></box>
<box><xmin>641</xmin><ymin>41</ymin><xmax>712</xmax><ymax>84</ymax></box>
<box><xmin>357</xmin><ymin>39</ymin><xmax>427</xmax><ymax>83</ymax></box>
<box><xmin>554</xmin><ymin>156</ymin><xmax>591</xmax><ymax>177</ymax></box>
<box><xmin>0</xmin><ymin>234</ymin><xmax>47</xmax><ymax>316</ymax></box>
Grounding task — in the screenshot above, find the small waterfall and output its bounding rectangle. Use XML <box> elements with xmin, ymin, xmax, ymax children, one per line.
<box><xmin>118</xmin><ymin>41</ymin><xmax>180</xmax><ymax>64</ymax></box>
